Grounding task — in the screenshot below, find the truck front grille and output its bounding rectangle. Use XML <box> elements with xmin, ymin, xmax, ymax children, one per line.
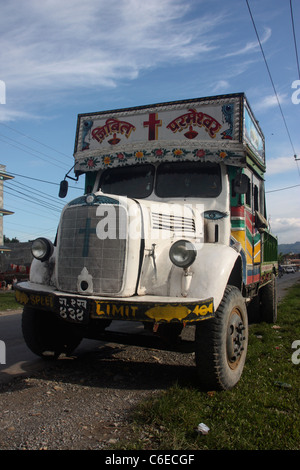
<box><xmin>152</xmin><ymin>212</ymin><xmax>196</xmax><ymax>234</ymax></box>
<box><xmin>57</xmin><ymin>204</ymin><xmax>127</xmax><ymax>295</ymax></box>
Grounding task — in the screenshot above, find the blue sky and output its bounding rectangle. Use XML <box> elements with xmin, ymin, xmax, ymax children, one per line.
<box><xmin>0</xmin><ymin>0</ymin><xmax>299</xmax><ymax>245</ymax></box>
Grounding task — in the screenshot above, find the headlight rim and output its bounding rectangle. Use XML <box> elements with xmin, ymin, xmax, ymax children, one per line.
<box><xmin>31</xmin><ymin>237</ymin><xmax>54</xmax><ymax>262</ymax></box>
<box><xmin>169</xmin><ymin>239</ymin><xmax>197</xmax><ymax>269</ymax></box>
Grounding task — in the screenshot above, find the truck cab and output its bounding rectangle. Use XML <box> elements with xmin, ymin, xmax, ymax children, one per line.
<box><xmin>15</xmin><ymin>93</ymin><xmax>278</xmax><ymax>390</ymax></box>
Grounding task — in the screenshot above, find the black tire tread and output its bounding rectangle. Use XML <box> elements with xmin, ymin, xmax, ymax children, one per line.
<box><xmin>195</xmin><ymin>285</ymin><xmax>248</xmax><ymax>390</ymax></box>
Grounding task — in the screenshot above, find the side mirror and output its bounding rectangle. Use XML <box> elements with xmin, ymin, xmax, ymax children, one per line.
<box><xmin>255</xmin><ymin>211</ymin><xmax>268</xmax><ymax>233</ymax></box>
<box><xmin>234</xmin><ymin>173</ymin><xmax>248</xmax><ymax>194</ymax></box>
<box><xmin>59</xmin><ymin>180</ymin><xmax>68</xmax><ymax>198</ymax></box>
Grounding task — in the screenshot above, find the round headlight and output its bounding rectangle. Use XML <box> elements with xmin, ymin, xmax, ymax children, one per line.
<box><xmin>169</xmin><ymin>240</ymin><xmax>197</xmax><ymax>268</ymax></box>
<box><xmin>31</xmin><ymin>238</ymin><xmax>54</xmax><ymax>262</ymax></box>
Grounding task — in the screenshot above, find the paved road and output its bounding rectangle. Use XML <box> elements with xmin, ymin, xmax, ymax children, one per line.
<box><xmin>0</xmin><ymin>271</ymin><xmax>299</xmax><ymax>384</ymax></box>
<box><xmin>277</xmin><ymin>271</ymin><xmax>300</xmax><ymax>300</ymax></box>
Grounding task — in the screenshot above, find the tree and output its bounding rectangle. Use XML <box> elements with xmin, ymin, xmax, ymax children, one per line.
<box><xmin>3</xmin><ymin>235</ymin><xmax>20</xmax><ymax>243</ymax></box>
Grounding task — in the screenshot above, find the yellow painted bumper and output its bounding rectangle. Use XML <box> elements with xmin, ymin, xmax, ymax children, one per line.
<box><xmin>15</xmin><ymin>282</ymin><xmax>214</xmax><ymax>325</ymax></box>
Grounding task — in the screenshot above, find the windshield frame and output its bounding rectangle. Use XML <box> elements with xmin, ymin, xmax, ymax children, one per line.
<box><xmin>98</xmin><ymin>161</ymin><xmax>222</xmax><ymax>199</ymax></box>
<box><xmin>99</xmin><ymin>163</ymin><xmax>155</xmax><ymax>199</ymax></box>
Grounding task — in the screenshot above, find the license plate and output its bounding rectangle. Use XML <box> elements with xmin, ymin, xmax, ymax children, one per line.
<box><xmin>57</xmin><ymin>297</ymin><xmax>89</xmax><ymax>324</ymax></box>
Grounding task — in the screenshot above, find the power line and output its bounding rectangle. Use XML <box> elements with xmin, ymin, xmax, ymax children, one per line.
<box><xmin>266</xmin><ymin>183</ymin><xmax>300</xmax><ymax>193</ymax></box>
<box><xmin>5</xmin><ymin>220</ymin><xmax>57</xmax><ymax>232</ymax></box>
<box><xmin>4</xmin><ymin>185</ymin><xmax>62</xmax><ymax>214</ymax></box>
<box><xmin>6</xmin><ymin>180</ymin><xmax>66</xmax><ymax>208</ymax></box>
<box><xmin>290</xmin><ymin>0</ymin><xmax>300</xmax><ymax>80</ymax></box>
<box><xmin>5</xmin><ymin>187</ymin><xmax>63</xmax><ymax>212</ymax></box>
<box><xmin>245</xmin><ymin>0</ymin><xmax>298</xmax><ymax>161</ymax></box>
<box><xmin>7</xmin><ymin>202</ymin><xmax>59</xmax><ymax>222</ymax></box>
<box><xmin>0</xmin><ymin>121</ymin><xmax>73</xmax><ymax>161</ymax></box>
<box><xmin>0</xmin><ymin>135</ymin><xmax>69</xmax><ymax>171</ymax></box>
<box><xmin>0</xmin><ymin>132</ymin><xmax>70</xmax><ymax>169</ymax></box>
<box><xmin>6</xmin><ymin>170</ymin><xmax>84</xmax><ymax>191</ymax></box>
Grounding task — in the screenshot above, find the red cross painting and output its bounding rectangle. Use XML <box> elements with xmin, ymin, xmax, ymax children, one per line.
<box><xmin>143</xmin><ymin>113</ymin><xmax>162</xmax><ymax>140</ymax></box>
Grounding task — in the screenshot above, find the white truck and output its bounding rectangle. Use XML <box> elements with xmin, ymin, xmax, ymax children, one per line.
<box><xmin>15</xmin><ymin>93</ymin><xmax>278</xmax><ymax>390</ymax></box>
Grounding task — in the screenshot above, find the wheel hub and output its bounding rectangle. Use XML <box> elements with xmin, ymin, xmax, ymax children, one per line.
<box><xmin>227</xmin><ymin>310</ymin><xmax>246</xmax><ymax>369</ymax></box>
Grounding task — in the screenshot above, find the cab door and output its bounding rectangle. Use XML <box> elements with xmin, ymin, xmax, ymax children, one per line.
<box><xmin>244</xmin><ymin>169</ymin><xmax>261</xmax><ymax>284</ymax></box>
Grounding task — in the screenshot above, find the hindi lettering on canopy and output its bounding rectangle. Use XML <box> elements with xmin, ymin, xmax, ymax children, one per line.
<box><xmin>91</xmin><ymin>118</ymin><xmax>136</xmax><ymax>144</ymax></box>
<box><xmin>92</xmin><ymin>125</ymin><xmax>109</xmax><ymax>144</ymax></box>
<box><xmin>166</xmin><ymin>119</ymin><xmax>181</xmax><ymax>133</ymax></box>
<box><xmin>167</xmin><ymin>109</ymin><xmax>198</xmax><ymax>133</ymax></box>
<box><xmin>106</xmin><ymin>118</ymin><xmax>122</xmax><ymax>134</ymax></box>
<box><xmin>184</xmin><ymin>108</ymin><xmax>198</xmax><ymax>126</ymax></box>
<box><xmin>119</xmin><ymin>120</ymin><xmax>136</xmax><ymax>138</ymax></box>
<box><xmin>202</xmin><ymin>114</ymin><xmax>222</xmax><ymax>138</ymax></box>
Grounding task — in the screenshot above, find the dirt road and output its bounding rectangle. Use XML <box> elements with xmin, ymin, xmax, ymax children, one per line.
<box><xmin>0</xmin><ymin>272</ymin><xmax>299</xmax><ymax>450</ymax></box>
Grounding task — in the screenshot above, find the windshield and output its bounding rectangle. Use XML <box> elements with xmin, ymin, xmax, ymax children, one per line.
<box><xmin>156</xmin><ymin>162</ymin><xmax>221</xmax><ymax>197</ymax></box>
<box><xmin>100</xmin><ymin>164</ymin><xmax>154</xmax><ymax>198</ymax></box>
<box><xmin>99</xmin><ymin>161</ymin><xmax>221</xmax><ymax>198</ymax></box>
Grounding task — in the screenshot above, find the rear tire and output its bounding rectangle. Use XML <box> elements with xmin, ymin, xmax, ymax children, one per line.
<box><xmin>259</xmin><ymin>273</ymin><xmax>277</xmax><ymax>323</ymax></box>
<box><xmin>195</xmin><ymin>286</ymin><xmax>248</xmax><ymax>391</ymax></box>
<box><xmin>22</xmin><ymin>306</ymin><xmax>83</xmax><ymax>358</ymax></box>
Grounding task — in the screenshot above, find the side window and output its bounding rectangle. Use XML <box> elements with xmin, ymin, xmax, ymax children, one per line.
<box><xmin>259</xmin><ymin>181</ymin><xmax>266</xmax><ymax>217</ymax></box>
<box><xmin>253</xmin><ymin>184</ymin><xmax>259</xmax><ymax>212</ymax></box>
<box><xmin>245</xmin><ymin>176</ymin><xmax>251</xmax><ymax>206</ymax></box>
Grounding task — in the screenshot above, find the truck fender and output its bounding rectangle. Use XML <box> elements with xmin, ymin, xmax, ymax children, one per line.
<box><xmin>169</xmin><ymin>244</ymin><xmax>242</xmax><ymax>311</ymax></box>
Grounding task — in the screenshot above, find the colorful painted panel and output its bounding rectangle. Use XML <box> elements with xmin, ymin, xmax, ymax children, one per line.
<box><xmin>231</xmin><ymin>206</ymin><xmax>261</xmax><ymax>285</ymax></box>
<box><xmin>73</xmin><ymin>94</ymin><xmax>252</xmax><ymax>172</ymax></box>
<box><xmin>244</xmin><ymin>106</ymin><xmax>265</xmax><ymax>166</ymax></box>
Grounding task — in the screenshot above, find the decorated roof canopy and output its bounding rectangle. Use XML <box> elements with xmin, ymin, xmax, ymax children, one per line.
<box><xmin>74</xmin><ymin>93</ymin><xmax>265</xmax><ymax>174</ymax></box>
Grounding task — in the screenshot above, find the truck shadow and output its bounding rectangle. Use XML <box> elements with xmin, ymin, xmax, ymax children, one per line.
<box><xmin>51</xmin><ymin>343</ymin><xmax>197</xmax><ymax>390</ymax></box>
<box><xmin>0</xmin><ymin>342</ymin><xmax>198</xmax><ymax>394</ymax></box>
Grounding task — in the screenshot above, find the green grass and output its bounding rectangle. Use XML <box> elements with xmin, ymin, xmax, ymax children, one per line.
<box><xmin>115</xmin><ymin>282</ymin><xmax>300</xmax><ymax>450</ymax></box>
<box><xmin>0</xmin><ymin>291</ymin><xmax>20</xmax><ymax>311</ymax></box>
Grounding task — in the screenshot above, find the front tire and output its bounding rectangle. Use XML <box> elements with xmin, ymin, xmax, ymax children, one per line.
<box><xmin>195</xmin><ymin>286</ymin><xmax>248</xmax><ymax>391</ymax></box>
<box><xmin>22</xmin><ymin>306</ymin><xmax>83</xmax><ymax>358</ymax></box>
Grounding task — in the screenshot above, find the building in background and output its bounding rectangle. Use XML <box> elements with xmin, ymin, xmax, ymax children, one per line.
<box><xmin>0</xmin><ymin>164</ymin><xmax>15</xmax><ymax>288</ymax></box>
<box><xmin>0</xmin><ymin>164</ymin><xmax>14</xmax><ymax>252</ymax></box>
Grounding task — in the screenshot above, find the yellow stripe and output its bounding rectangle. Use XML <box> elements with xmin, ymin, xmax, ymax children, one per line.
<box><xmin>231</xmin><ymin>230</ymin><xmax>245</xmax><ymax>250</ymax></box>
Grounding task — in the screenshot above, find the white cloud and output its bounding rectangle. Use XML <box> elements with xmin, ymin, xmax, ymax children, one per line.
<box><xmin>270</xmin><ymin>218</ymin><xmax>300</xmax><ymax>244</ymax></box>
<box><xmin>254</xmin><ymin>93</ymin><xmax>288</xmax><ymax>111</ymax></box>
<box><xmin>212</xmin><ymin>80</ymin><xmax>230</xmax><ymax>93</ymax></box>
<box><xmin>0</xmin><ymin>107</ymin><xmax>40</xmax><ymax>122</ymax></box>
<box><xmin>0</xmin><ymin>0</ymin><xmax>224</xmax><ymax>95</ymax></box>
<box><xmin>266</xmin><ymin>156</ymin><xmax>297</xmax><ymax>175</ymax></box>
<box><xmin>224</xmin><ymin>27</ymin><xmax>272</xmax><ymax>58</ymax></box>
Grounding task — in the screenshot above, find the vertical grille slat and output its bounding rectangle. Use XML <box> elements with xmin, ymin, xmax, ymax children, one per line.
<box><xmin>57</xmin><ymin>204</ymin><xmax>127</xmax><ymax>294</ymax></box>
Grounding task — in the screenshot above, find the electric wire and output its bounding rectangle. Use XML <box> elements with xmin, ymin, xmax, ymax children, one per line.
<box><xmin>6</xmin><ymin>180</ymin><xmax>66</xmax><ymax>208</ymax></box>
<box><xmin>0</xmin><ymin>135</ymin><xmax>69</xmax><ymax>171</ymax></box>
<box><xmin>0</xmin><ymin>121</ymin><xmax>73</xmax><ymax>161</ymax></box>
<box><xmin>290</xmin><ymin>0</ymin><xmax>300</xmax><ymax>80</ymax></box>
<box><xmin>4</xmin><ymin>186</ymin><xmax>62</xmax><ymax>213</ymax></box>
<box><xmin>245</xmin><ymin>0</ymin><xmax>298</xmax><ymax>171</ymax></box>
<box><xmin>266</xmin><ymin>183</ymin><xmax>300</xmax><ymax>193</ymax></box>
<box><xmin>0</xmin><ymin>132</ymin><xmax>69</xmax><ymax>168</ymax></box>
<box><xmin>6</xmin><ymin>170</ymin><xmax>84</xmax><ymax>191</ymax></box>
<box><xmin>4</xmin><ymin>224</ymin><xmax>57</xmax><ymax>239</ymax></box>
<box><xmin>7</xmin><ymin>202</ymin><xmax>59</xmax><ymax>222</ymax></box>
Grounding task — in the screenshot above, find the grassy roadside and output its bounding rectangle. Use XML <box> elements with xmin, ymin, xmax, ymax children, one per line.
<box><xmin>115</xmin><ymin>281</ymin><xmax>300</xmax><ymax>450</ymax></box>
<box><xmin>0</xmin><ymin>291</ymin><xmax>20</xmax><ymax>312</ymax></box>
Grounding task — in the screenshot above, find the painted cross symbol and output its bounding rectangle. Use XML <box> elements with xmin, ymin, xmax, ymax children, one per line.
<box><xmin>143</xmin><ymin>113</ymin><xmax>162</xmax><ymax>140</ymax></box>
<box><xmin>79</xmin><ymin>218</ymin><xmax>96</xmax><ymax>257</ymax></box>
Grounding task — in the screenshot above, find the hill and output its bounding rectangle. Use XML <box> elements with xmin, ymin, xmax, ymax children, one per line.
<box><xmin>278</xmin><ymin>241</ymin><xmax>300</xmax><ymax>255</ymax></box>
